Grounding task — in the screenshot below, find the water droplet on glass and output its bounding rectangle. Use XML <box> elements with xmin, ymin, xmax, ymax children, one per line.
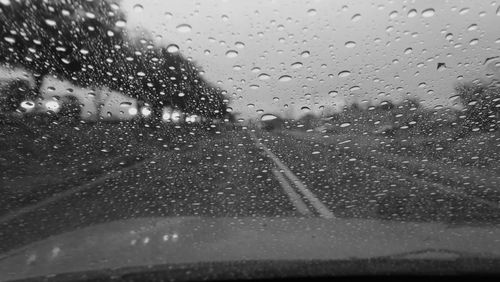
<box><xmin>133</xmin><ymin>4</ymin><xmax>143</xmax><ymax>12</ymax></box>
<box><xmin>166</xmin><ymin>44</ymin><xmax>179</xmax><ymax>53</ymax></box>
<box><xmin>291</xmin><ymin>62</ymin><xmax>303</xmax><ymax>69</ymax></box>
<box><xmin>340</xmin><ymin>122</ymin><xmax>351</xmax><ymax>128</ymax></box>
<box><xmin>307</xmin><ymin>9</ymin><xmax>317</xmax><ymax>16</ymax></box>
<box><xmin>467</xmin><ymin>24</ymin><xmax>478</xmax><ymax>31</ymax></box>
<box><xmin>249</xmin><ymin>84</ymin><xmax>260</xmax><ymax>89</ymax></box>
<box><xmin>45</xmin><ymin>19</ymin><xmax>56</xmax><ymax>26</ymax></box>
<box><xmin>421</xmin><ymin>8</ymin><xmax>435</xmax><ymax>18</ymax></box>
<box><xmin>278</xmin><ymin>75</ymin><xmax>292</xmax><ymax>82</ymax></box>
<box><xmin>338</xmin><ymin>70</ymin><xmax>351</xmax><ymax>78</ymax></box>
<box><xmin>389</xmin><ymin>11</ymin><xmax>398</xmax><ymax>19</ymax></box>
<box><xmin>176</xmin><ymin>24</ymin><xmax>192</xmax><ymax>33</ymax></box>
<box><xmin>301</xmin><ymin>51</ymin><xmax>310</xmax><ymax>58</ymax></box>
<box><xmin>351</xmin><ymin>13</ymin><xmax>362</xmax><ymax>22</ymax></box>
<box><xmin>407</xmin><ymin>9</ymin><xmax>417</xmax><ymax>18</ymax></box>
<box><xmin>345</xmin><ymin>41</ymin><xmax>356</xmax><ymax>48</ymax></box>
<box><xmin>115</xmin><ymin>20</ymin><xmax>126</xmax><ymax>27</ymax></box>
<box><xmin>261</xmin><ymin>114</ymin><xmax>278</xmax><ymax>121</ymax></box>
<box><xmin>225</xmin><ymin>50</ymin><xmax>238</xmax><ymax>58</ymax></box>
<box><xmin>458</xmin><ymin>8</ymin><xmax>470</xmax><ymax>15</ymax></box>
<box><xmin>469</xmin><ymin>38</ymin><xmax>479</xmax><ymax>45</ymax></box>
<box><xmin>258</xmin><ymin>73</ymin><xmax>270</xmax><ymax>80</ymax></box>
<box><xmin>235</xmin><ymin>41</ymin><xmax>245</xmax><ymax>48</ymax></box>
<box><xmin>301</xmin><ymin>106</ymin><xmax>311</xmax><ymax>112</ymax></box>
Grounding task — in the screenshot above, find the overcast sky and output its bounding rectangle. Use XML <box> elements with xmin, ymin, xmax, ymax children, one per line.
<box><xmin>121</xmin><ymin>0</ymin><xmax>500</xmax><ymax>120</ymax></box>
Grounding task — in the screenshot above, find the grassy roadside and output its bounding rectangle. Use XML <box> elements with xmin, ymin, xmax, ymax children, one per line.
<box><xmin>0</xmin><ymin>116</ymin><xmax>218</xmax><ymax>216</ymax></box>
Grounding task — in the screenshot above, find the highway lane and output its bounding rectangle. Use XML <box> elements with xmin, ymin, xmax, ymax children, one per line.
<box><xmin>256</xmin><ymin>129</ymin><xmax>500</xmax><ymax>224</ymax></box>
<box><xmin>0</xmin><ymin>131</ymin><xmax>298</xmax><ymax>254</ymax></box>
<box><xmin>1</xmin><ymin>128</ymin><xmax>500</xmax><ymax>255</ymax></box>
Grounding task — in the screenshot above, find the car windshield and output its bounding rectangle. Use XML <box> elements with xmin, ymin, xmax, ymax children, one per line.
<box><xmin>1</xmin><ymin>0</ymin><xmax>500</xmax><ymax>280</ymax></box>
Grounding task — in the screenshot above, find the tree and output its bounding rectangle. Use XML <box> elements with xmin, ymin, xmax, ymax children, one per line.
<box><xmin>455</xmin><ymin>82</ymin><xmax>500</xmax><ymax>133</ymax></box>
<box><xmin>0</xmin><ymin>79</ymin><xmax>30</xmax><ymax>113</ymax></box>
<box><xmin>0</xmin><ymin>0</ymin><xmax>227</xmax><ymax>123</ymax></box>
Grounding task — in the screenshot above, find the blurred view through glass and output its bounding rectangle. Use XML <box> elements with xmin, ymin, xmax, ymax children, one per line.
<box><xmin>1</xmin><ymin>0</ymin><xmax>500</xmax><ymax>280</ymax></box>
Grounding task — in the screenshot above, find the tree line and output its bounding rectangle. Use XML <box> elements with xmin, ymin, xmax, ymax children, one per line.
<box><xmin>0</xmin><ymin>0</ymin><xmax>228</xmax><ymax>123</ymax></box>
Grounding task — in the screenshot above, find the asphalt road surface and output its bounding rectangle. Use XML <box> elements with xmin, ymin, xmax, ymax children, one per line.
<box><xmin>1</xmin><ymin>128</ymin><xmax>499</xmax><ymax>254</ymax></box>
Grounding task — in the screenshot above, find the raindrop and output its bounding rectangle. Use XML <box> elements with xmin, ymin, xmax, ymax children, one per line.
<box><xmin>249</xmin><ymin>84</ymin><xmax>260</xmax><ymax>89</ymax></box>
<box><xmin>251</xmin><ymin>67</ymin><xmax>261</xmax><ymax>73</ymax></box>
<box><xmin>261</xmin><ymin>114</ymin><xmax>278</xmax><ymax>121</ymax></box>
<box><xmin>137</xmin><ymin>71</ymin><xmax>146</xmax><ymax>77</ymax></box>
<box><xmin>166</xmin><ymin>44</ymin><xmax>179</xmax><ymax>53</ymax></box>
<box><xmin>469</xmin><ymin>38</ymin><xmax>479</xmax><ymax>45</ymax></box>
<box><xmin>349</xmin><ymin>86</ymin><xmax>360</xmax><ymax>91</ymax></box>
<box><xmin>133</xmin><ymin>4</ymin><xmax>143</xmax><ymax>12</ymax></box>
<box><xmin>338</xmin><ymin>70</ymin><xmax>351</xmax><ymax>78</ymax></box>
<box><xmin>407</xmin><ymin>9</ymin><xmax>417</xmax><ymax>18</ymax></box>
<box><xmin>176</xmin><ymin>24</ymin><xmax>192</xmax><ymax>33</ymax></box>
<box><xmin>300</xmin><ymin>106</ymin><xmax>311</xmax><ymax>112</ymax></box>
<box><xmin>351</xmin><ymin>13</ymin><xmax>362</xmax><ymax>22</ymax></box>
<box><xmin>328</xmin><ymin>90</ymin><xmax>338</xmax><ymax>97</ymax></box>
<box><xmin>389</xmin><ymin>11</ymin><xmax>398</xmax><ymax>19</ymax></box>
<box><xmin>45</xmin><ymin>19</ymin><xmax>56</xmax><ymax>26</ymax></box>
<box><xmin>115</xmin><ymin>20</ymin><xmax>126</xmax><ymax>27</ymax></box>
<box><xmin>458</xmin><ymin>7</ymin><xmax>470</xmax><ymax>15</ymax></box>
<box><xmin>344</xmin><ymin>41</ymin><xmax>356</xmax><ymax>48</ymax></box>
<box><xmin>235</xmin><ymin>41</ymin><xmax>245</xmax><ymax>48</ymax></box>
<box><xmin>225</xmin><ymin>50</ymin><xmax>238</xmax><ymax>58</ymax></box>
<box><xmin>79</xmin><ymin>49</ymin><xmax>89</xmax><ymax>55</ymax></box>
<box><xmin>278</xmin><ymin>75</ymin><xmax>292</xmax><ymax>82</ymax></box>
<box><xmin>307</xmin><ymin>9</ymin><xmax>317</xmax><ymax>16</ymax></box>
<box><xmin>258</xmin><ymin>73</ymin><xmax>271</xmax><ymax>80</ymax></box>
<box><xmin>340</xmin><ymin>122</ymin><xmax>351</xmax><ymax>128</ymax></box>
<box><xmin>467</xmin><ymin>24</ymin><xmax>478</xmax><ymax>31</ymax></box>
<box><xmin>404</xmin><ymin>47</ymin><xmax>413</xmax><ymax>54</ymax></box>
<box><xmin>273</xmin><ymin>97</ymin><xmax>280</xmax><ymax>101</ymax></box>
<box><xmin>301</xmin><ymin>51</ymin><xmax>310</xmax><ymax>58</ymax></box>
<box><xmin>120</xmin><ymin>101</ymin><xmax>132</xmax><ymax>107</ymax></box>
<box><xmin>291</xmin><ymin>62</ymin><xmax>303</xmax><ymax>69</ymax></box>
<box><xmin>421</xmin><ymin>8</ymin><xmax>435</xmax><ymax>18</ymax></box>
<box><xmin>4</xmin><ymin>37</ymin><xmax>15</xmax><ymax>44</ymax></box>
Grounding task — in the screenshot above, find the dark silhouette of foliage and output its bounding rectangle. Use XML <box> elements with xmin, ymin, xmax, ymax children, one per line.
<box><xmin>0</xmin><ymin>0</ymin><xmax>227</xmax><ymax>121</ymax></box>
<box><xmin>455</xmin><ymin>82</ymin><xmax>500</xmax><ymax>134</ymax></box>
<box><xmin>0</xmin><ymin>79</ymin><xmax>30</xmax><ymax>113</ymax></box>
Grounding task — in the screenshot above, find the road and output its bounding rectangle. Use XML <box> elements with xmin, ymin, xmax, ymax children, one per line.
<box><xmin>1</xmin><ymin>128</ymin><xmax>500</xmax><ymax>254</ymax></box>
